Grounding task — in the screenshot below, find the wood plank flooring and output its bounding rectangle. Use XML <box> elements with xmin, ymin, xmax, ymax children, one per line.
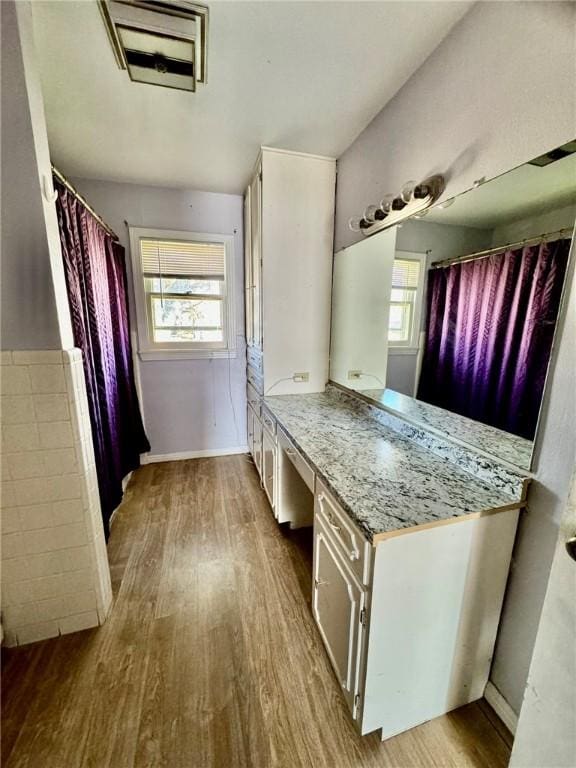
<box><xmin>1</xmin><ymin>455</ymin><xmax>513</xmax><ymax>768</ymax></box>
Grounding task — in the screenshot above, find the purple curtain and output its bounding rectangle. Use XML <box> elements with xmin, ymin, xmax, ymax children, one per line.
<box><xmin>417</xmin><ymin>238</ymin><xmax>570</xmax><ymax>440</ymax></box>
<box><xmin>54</xmin><ymin>178</ymin><xmax>150</xmax><ymax>536</ymax></box>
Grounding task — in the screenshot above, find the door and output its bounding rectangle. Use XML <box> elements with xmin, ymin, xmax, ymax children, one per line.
<box><xmin>313</xmin><ymin>516</ymin><xmax>366</xmax><ymax>717</ymax></box>
<box><xmin>250</xmin><ymin>164</ymin><xmax>262</xmax><ymax>350</ymax></box>
<box><xmin>262</xmin><ymin>427</ymin><xmax>276</xmax><ymax>513</ymax></box>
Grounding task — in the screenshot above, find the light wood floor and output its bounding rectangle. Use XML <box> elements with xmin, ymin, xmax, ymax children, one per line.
<box><xmin>2</xmin><ymin>456</ymin><xmax>513</xmax><ymax>768</ymax></box>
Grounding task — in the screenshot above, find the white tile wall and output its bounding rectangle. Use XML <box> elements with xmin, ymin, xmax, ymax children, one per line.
<box><xmin>1</xmin><ymin>349</ymin><xmax>113</xmax><ymax>646</ymax></box>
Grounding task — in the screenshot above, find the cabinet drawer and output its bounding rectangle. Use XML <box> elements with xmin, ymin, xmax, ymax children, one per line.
<box><xmin>261</xmin><ymin>407</ymin><xmax>276</xmax><ymax>436</ymax></box>
<box><xmin>247</xmin><ymin>364</ymin><xmax>263</xmax><ymax>394</ymax></box>
<box><xmin>315</xmin><ymin>480</ymin><xmax>372</xmax><ymax>586</ymax></box>
<box><xmin>277</xmin><ymin>426</ymin><xmax>314</xmax><ymax>493</ymax></box>
<box><xmin>247</xmin><ymin>382</ymin><xmax>261</xmax><ymax>415</ymax></box>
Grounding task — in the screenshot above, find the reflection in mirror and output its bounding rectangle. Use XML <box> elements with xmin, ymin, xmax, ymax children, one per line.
<box><xmin>333</xmin><ymin>143</ymin><xmax>575</xmax><ymax>471</ymax></box>
<box><xmin>330</xmin><ymin>227</ymin><xmax>397</xmax><ymax>390</ymax></box>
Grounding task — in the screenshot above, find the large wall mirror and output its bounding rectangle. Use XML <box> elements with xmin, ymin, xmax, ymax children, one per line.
<box><xmin>330</xmin><ymin>142</ymin><xmax>576</xmax><ymax>471</ymax></box>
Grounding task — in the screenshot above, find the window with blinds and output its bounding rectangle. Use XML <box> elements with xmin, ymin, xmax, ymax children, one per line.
<box><xmin>130</xmin><ymin>229</ymin><xmax>234</xmax><ymax>355</ymax></box>
<box><xmin>388</xmin><ymin>257</ymin><xmax>423</xmax><ymax>346</ymax></box>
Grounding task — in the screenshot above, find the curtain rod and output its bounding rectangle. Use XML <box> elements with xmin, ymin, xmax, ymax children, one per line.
<box><xmin>51</xmin><ymin>165</ymin><xmax>119</xmax><ymax>240</ymax></box>
<box><xmin>430</xmin><ymin>226</ymin><xmax>574</xmax><ymax>269</ymax></box>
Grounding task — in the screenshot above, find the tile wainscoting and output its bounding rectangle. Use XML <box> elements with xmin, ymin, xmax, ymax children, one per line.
<box><xmin>1</xmin><ymin>349</ymin><xmax>112</xmax><ymax>646</ymax></box>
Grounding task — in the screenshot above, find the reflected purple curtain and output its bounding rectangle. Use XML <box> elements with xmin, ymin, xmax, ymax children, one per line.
<box><xmin>417</xmin><ymin>238</ymin><xmax>570</xmax><ymax>440</ymax></box>
<box><xmin>54</xmin><ymin>178</ymin><xmax>150</xmax><ymax>536</ymax></box>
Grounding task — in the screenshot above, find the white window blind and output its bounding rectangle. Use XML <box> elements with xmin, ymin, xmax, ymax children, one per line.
<box><xmin>140</xmin><ymin>238</ymin><xmax>225</xmax><ymax>279</ymax></box>
<box><xmin>391</xmin><ymin>259</ymin><xmax>421</xmax><ymax>289</ymax></box>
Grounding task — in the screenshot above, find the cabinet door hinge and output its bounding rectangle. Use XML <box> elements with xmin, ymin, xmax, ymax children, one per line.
<box><xmin>360</xmin><ymin>608</ymin><xmax>367</xmax><ymax>627</ymax></box>
<box><xmin>354</xmin><ymin>693</ymin><xmax>361</xmax><ymax>710</ymax></box>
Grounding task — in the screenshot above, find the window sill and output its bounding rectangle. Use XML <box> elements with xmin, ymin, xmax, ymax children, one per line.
<box><xmin>387</xmin><ymin>346</ymin><xmax>420</xmax><ymax>356</ymax></box>
<box><xmin>139</xmin><ymin>348</ymin><xmax>237</xmax><ymax>361</ymax></box>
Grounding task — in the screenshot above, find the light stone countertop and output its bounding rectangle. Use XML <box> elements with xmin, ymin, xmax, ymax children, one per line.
<box><xmin>358</xmin><ymin>388</ymin><xmax>533</xmax><ymax>471</ymax></box>
<box><xmin>264</xmin><ymin>388</ymin><xmax>527</xmax><ymax>542</ymax></box>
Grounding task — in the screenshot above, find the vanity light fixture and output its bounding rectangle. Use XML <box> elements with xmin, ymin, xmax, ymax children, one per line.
<box><xmin>349</xmin><ymin>175</ymin><xmax>445</xmax><ymax>236</ymax></box>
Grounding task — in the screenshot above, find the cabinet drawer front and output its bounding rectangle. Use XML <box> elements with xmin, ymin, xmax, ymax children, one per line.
<box><xmin>277</xmin><ymin>427</ymin><xmax>314</xmax><ymax>492</ymax></box>
<box><xmin>247</xmin><ymin>365</ymin><xmax>263</xmax><ymax>394</ymax></box>
<box><xmin>315</xmin><ymin>481</ymin><xmax>372</xmax><ymax>586</ymax></box>
<box><xmin>246</xmin><ymin>382</ymin><xmax>261</xmax><ymax>415</ymax></box>
<box><xmin>261</xmin><ymin>407</ymin><xmax>276</xmax><ymax>436</ymax></box>
<box><xmin>313</xmin><ymin>515</ymin><xmax>366</xmax><ymax>717</ymax></box>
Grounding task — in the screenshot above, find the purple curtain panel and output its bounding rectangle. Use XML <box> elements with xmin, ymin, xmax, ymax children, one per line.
<box><xmin>417</xmin><ymin>238</ymin><xmax>571</xmax><ymax>440</ymax></box>
<box><xmin>54</xmin><ymin>178</ymin><xmax>150</xmax><ymax>536</ymax></box>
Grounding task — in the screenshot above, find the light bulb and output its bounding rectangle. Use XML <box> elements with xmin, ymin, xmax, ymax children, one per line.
<box><xmin>391</xmin><ymin>196</ymin><xmax>407</xmax><ymax>211</ymax></box>
<box><xmin>349</xmin><ymin>217</ymin><xmax>362</xmax><ymax>232</ymax></box>
<box><xmin>364</xmin><ymin>205</ymin><xmax>386</xmax><ymax>222</ymax></box>
<box><xmin>364</xmin><ymin>205</ymin><xmax>379</xmax><ymax>223</ymax></box>
<box><xmin>380</xmin><ymin>194</ymin><xmax>394</xmax><ymax>214</ymax></box>
<box><xmin>413</xmin><ymin>182</ymin><xmax>431</xmax><ymax>199</ymax></box>
<box><xmin>400</xmin><ymin>181</ymin><xmax>416</xmax><ymax>203</ymax></box>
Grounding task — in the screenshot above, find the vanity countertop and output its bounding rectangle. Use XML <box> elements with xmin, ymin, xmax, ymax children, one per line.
<box><xmin>358</xmin><ymin>387</ymin><xmax>533</xmax><ymax>470</ymax></box>
<box><xmin>264</xmin><ymin>388</ymin><xmax>527</xmax><ymax>542</ymax></box>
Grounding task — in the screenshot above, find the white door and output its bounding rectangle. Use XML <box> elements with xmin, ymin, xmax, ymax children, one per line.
<box><xmin>262</xmin><ymin>428</ymin><xmax>276</xmax><ymax>513</ymax></box>
<box><xmin>510</xmin><ymin>467</ymin><xmax>576</xmax><ymax>767</ymax></box>
<box><xmin>313</xmin><ymin>516</ymin><xmax>366</xmax><ymax>718</ymax></box>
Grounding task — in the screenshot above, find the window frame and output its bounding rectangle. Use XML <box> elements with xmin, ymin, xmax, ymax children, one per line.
<box><xmin>387</xmin><ymin>251</ymin><xmax>427</xmax><ymax>352</ymax></box>
<box><xmin>129</xmin><ymin>227</ymin><xmax>236</xmax><ymax>360</ymax></box>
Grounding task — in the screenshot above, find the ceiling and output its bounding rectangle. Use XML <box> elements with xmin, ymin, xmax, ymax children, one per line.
<box><xmin>31</xmin><ymin>1</ymin><xmax>472</xmax><ymax>194</ymax></box>
<box><xmin>425</xmin><ymin>151</ymin><xmax>576</xmax><ymax>229</ymax></box>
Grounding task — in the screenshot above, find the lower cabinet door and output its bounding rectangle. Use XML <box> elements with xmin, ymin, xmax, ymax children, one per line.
<box><xmin>313</xmin><ymin>516</ymin><xmax>366</xmax><ymax>719</ymax></box>
<box><xmin>262</xmin><ymin>428</ymin><xmax>276</xmax><ymax>513</ymax></box>
<box><xmin>247</xmin><ymin>405</ymin><xmax>255</xmax><ymax>458</ymax></box>
<box><xmin>253</xmin><ymin>416</ymin><xmax>263</xmax><ymax>478</ymax></box>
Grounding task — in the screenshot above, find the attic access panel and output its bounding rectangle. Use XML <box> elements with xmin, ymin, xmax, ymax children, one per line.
<box><xmin>117</xmin><ymin>25</ymin><xmax>195</xmax><ymax>91</ymax></box>
<box><xmin>100</xmin><ymin>0</ymin><xmax>207</xmax><ymax>92</ymax></box>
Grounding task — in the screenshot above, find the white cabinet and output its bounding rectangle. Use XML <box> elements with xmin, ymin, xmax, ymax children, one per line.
<box><xmin>262</xmin><ymin>424</ymin><xmax>276</xmax><ymax>512</ymax></box>
<box><xmin>312</xmin><ymin>478</ymin><xmax>520</xmax><ymax>740</ymax></box>
<box><xmin>313</xmin><ymin>514</ymin><xmax>367</xmax><ymax>720</ymax></box>
<box><xmin>244</xmin><ymin>147</ymin><xmax>336</xmax><ymax>398</ymax></box>
<box><xmin>253</xmin><ymin>413</ymin><xmax>262</xmax><ymax>479</ymax></box>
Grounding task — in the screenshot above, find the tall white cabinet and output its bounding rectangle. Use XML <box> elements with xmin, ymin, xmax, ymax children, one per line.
<box><xmin>244</xmin><ymin>147</ymin><xmax>336</xmax><ymax>397</ymax></box>
<box><xmin>245</xmin><ymin>147</ymin><xmax>336</xmax><ymax>487</ymax></box>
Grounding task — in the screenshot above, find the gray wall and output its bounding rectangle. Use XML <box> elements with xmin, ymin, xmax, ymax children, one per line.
<box><xmin>335</xmin><ymin>0</ymin><xmax>576</xmax><ymax>714</ymax></box>
<box><xmin>70</xmin><ymin>178</ymin><xmax>246</xmax><ymax>457</ymax></box>
<box><xmin>1</xmin><ymin>1</ymin><xmax>60</xmax><ymax>349</ymax></box>
<box><xmin>335</xmin><ymin>1</ymin><xmax>575</xmax><ymax>253</ymax></box>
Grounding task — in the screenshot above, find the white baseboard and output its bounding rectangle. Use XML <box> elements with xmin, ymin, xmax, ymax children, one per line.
<box><xmin>484</xmin><ymin>681</ymin><xmax>518</xmax><ymax>734</ymax></box>
<box><xmin>141</xmin><ymin>446</ymin><xmax>248</xmax><ymax>464</ymax></box>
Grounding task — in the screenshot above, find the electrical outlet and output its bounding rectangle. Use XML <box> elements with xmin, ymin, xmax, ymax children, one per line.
<box><xmin>348</xmin><ymin>370</ymin><xmax>362</xmax><ymax>380</ymax></box>
<box><xmin>292</xmin><ymin>372</ymin><xmax>309</xmax><ymax>383</ymax></box>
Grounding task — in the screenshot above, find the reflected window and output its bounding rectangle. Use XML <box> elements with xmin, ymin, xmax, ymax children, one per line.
<box><xmin>388</xmin><ymin>257</ymin><xmax>424</xmax><ymax>348</ymax></box>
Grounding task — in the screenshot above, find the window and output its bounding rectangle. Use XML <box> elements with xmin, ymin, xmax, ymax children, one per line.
<box><xmin>129</xmin><ymin>228</ymin><xmax>235</xmax><ymax>359</ymax></box>
<box><xmin>388</xmin><ymin>254</ymin><xmax>426</xmax><ymax>349</ymax></box>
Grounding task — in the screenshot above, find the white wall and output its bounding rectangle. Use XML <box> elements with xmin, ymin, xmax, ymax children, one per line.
<box><xmin>334</xmin><ymin>0</ymin><xmax>576</xmax><ymax>714</ymax></box>
<box><xmin>70</xmin><ymin>178</ymin><xmax>246</xmax><ymax>458</ymax></box>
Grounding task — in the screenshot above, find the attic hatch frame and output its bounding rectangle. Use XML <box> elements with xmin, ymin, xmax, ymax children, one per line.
<box><xmin>98</xmin><ymin>0</ymin><xmax>208</xmax><ymax>90</ymax></box>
